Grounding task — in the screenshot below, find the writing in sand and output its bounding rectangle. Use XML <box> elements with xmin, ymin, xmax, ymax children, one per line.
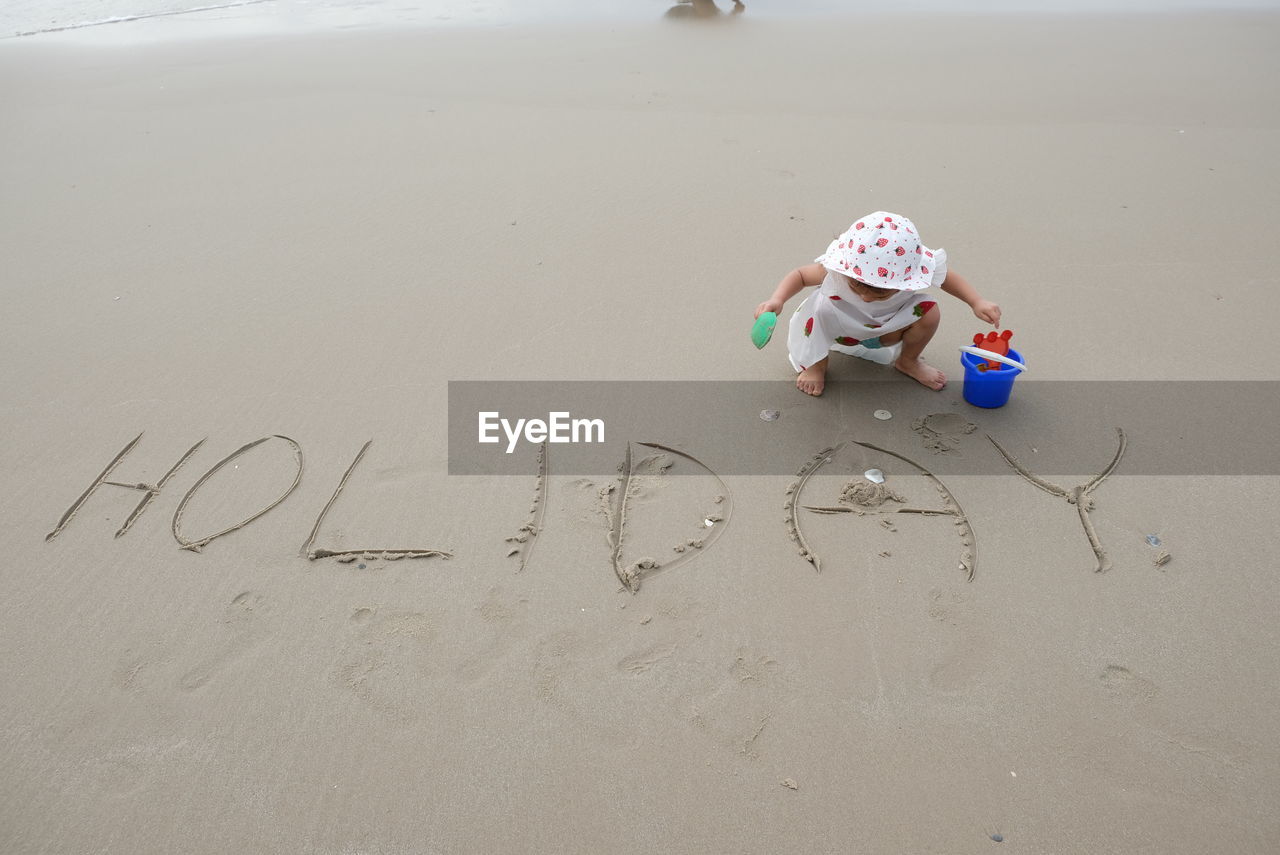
<box><xmin>44</xmin><ymin>427</ymin><xmax>1132</xmax><ymax>592</ymax></box>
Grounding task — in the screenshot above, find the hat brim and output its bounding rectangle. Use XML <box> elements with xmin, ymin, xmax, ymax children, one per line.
<box><xmin>814</xmin><ymin>253</ymin><xmax>939</xmax><ymax>292</ymax></box>
<box><xmin>814</xmin><ymin>229</ymin><xmax>947</xmax><ymax>291</ymax></box>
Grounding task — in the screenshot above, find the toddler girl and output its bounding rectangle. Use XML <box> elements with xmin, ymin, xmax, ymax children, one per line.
<box><xmin>754</xmin><ymin>211</ymin><xmax>1001</xmax><ymax>396</ymax></box>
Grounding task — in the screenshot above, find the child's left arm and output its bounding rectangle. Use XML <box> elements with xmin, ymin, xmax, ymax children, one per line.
<box><xmin>940</xmin><ymin>269</ymin><xmax>1002</xmax><ymax>326</ymax></box>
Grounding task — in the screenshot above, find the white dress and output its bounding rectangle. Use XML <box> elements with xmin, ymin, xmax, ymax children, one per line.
<box><xmin>786</xmin><ymin>250</ymin><xmax>948</xmax><ymax>372</ymax></box>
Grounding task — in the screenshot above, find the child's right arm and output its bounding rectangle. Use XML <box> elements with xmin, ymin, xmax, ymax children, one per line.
<box><xmin>755</xmin><ymin>263</ymin><xmax>827</xmax><ymax>318</ymax></box>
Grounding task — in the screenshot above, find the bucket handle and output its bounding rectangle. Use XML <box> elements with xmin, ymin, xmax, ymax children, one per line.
<box><xmin>959</xmin><ymin>346</ymin><xmax>1027</xmax><ymax>373</ymax></box>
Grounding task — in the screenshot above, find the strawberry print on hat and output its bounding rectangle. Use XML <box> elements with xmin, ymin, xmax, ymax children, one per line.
<box><xmin>814</xmin><ymin>212</ymin><xmax>946</xmax><ymax>292</ymax></box>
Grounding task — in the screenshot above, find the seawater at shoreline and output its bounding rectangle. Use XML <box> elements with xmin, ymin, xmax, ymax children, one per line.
<box><xmin>6</xmin><ymin>0</ymin><xmax>1280</xmax><ymax>44</ymax></box>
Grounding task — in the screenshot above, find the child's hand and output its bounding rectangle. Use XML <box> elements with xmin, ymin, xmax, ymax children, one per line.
<box><xmin>972</xmin><ymin>299</ymin><xmax>1001</xmax><ymax>326</ymax></box>
<box><xmin>755</xmin><ymin>299</ymin><xmax>783</xmax><ymax>318</ymax></box>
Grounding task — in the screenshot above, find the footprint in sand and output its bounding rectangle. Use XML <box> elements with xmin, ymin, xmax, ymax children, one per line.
<box><xmin>926</xmin><ymin>585</ymin><xmax>968</xmax><ymax>626</ymax></box>
<box><xmin>686</xmin><ymin>647</ymin><xmax>789</xmax><ymax>759</ymax></box>
<box><xmin>530</xmin><ymin>628</ymin><xmax>637</xmax><ymax>738</ymax></box>
<box><xmin>730</xmin><ymin>652</ymin><xmax>782</xmax><ymax>686</ymax></box>
<box><xmin>1096</xmin><ymin>666</ymin><xmax>1242</xmax><ymax>775</ymax></box>
<box><xmin>617</xmin><ymin>643</ymin><xmax>677</xmax><ymax>676</ymax></box>
<box><xmin>454</xmin><ymin>586</ymin><xmax>530</xmax><ymax>685</ymax></box>
<box><xmin>528</xmin><ymin>629</ymin><xmax>641</xmax><ymax>742</ymax></box>
<box><xmin>611</xmin><ymin>598</ymin><xmax>710</xmax><ymax>678</ymax></box>
<box><xmin>113</xmin><ymin>652</ymin><xmax>152</xmax><ymax>694</ymax></box>
<box><xmin>1099</xmin><ymin>664</ymin><xmax>1158</xmax><ymax>702</ymax></box>
<box><xmin>331</xmin><ymin>607</ymin><xmax>441</xmax><ymax>721</ymax></box>
<box><xmin>179</xmin><ymin>591</ymin><xmax>274</xmax><ymax>692</ymax></box>
<box><xmin>533</xmin><ymin>629</ymin><xmax>588</xmax><ymax>710</ymax></box>
<box><xmin>925</xmin><ymin>586</ymin><xmax>996</xmax><ymax>692</ymax></box>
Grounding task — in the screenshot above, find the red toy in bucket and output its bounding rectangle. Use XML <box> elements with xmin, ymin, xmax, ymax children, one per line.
<box><xmin>959</xmin><ymin>332</ymin><xmax>1027</xmax><ymax>408</ymax></box>
<box><xmin>972</xmin><ymin>330</ymin><xmax>1014</xmax><ymax>370</ymax></box>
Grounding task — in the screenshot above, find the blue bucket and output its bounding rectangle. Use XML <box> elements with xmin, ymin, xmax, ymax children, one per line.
<box><xmin>960</xmin><ymin>347</ymin><xmax>1024</xmax><ymax>408</ymax></box>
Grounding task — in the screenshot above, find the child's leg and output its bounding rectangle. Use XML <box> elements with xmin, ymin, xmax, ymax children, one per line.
<box><xmin>879</xmin><ymin>305</ymin><xmax>946</xmax><ymax>390</ymax></box>
<box><xmin>796</xmin><ymin>357</ymin><xmax>828</xmax><ymax>397</ymax></box>
<box><xmin>787</xmin><ymin>296</ymin><xmax>835</xmax><ymax>397</ymax></box>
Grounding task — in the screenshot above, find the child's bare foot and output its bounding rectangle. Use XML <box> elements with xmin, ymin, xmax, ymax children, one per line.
<box><xmin>796</xmin><ymin>361</ymin><xmax>827</xmax><ymax>396</ymax></box>
<box><xmin>894</xmin><ymin>355</ymin><xmax>947</xmax><ymax>390</ymax></box>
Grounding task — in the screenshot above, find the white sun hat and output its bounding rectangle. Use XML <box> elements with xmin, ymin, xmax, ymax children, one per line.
<box><xmin>814</xmin><ymin>211</ymin><xmax>943</xmax><ymax>291</ymax></box>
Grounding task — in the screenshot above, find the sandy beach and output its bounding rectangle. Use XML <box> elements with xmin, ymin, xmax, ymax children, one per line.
<box><xmin>3</xmin><ymin>7</ymin><xmax>1280</xmax><ymax>853</ymax></box>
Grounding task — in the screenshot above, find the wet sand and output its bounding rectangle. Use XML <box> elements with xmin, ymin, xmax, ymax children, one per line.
<box><xmin>3</xmin><ymin>11</ymin><xmax>1280</xmax><ymax>853</ymax></box>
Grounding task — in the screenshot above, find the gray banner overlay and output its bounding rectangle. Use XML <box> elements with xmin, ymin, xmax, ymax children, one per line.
<box><xmin>448</xmin><ymin>381</ymin><xmax>1280</xmax><ymax>476</ymax></box>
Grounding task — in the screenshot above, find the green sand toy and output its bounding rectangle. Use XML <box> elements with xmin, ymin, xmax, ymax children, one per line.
<box><xmin>751</xmin><ymin>312</ymin><xmax>777</xmax><ymax>349</ymax></box>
